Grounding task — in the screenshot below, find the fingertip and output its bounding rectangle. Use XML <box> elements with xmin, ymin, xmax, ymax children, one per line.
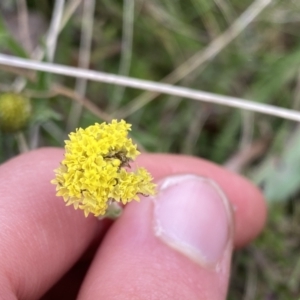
<box><xmin>0</xmin><ymin>147</ymin><xmax>108</xmax><ymax>299</ymax></box>
<box><xmin>78</xmin><ymin>174</ymin><xmax>233</xmax><ymax>299</ymax></box>
<box><xmin>137</xmin><ymin>153</ymin><xmax>267</xmax><ymax>247</ymax></box>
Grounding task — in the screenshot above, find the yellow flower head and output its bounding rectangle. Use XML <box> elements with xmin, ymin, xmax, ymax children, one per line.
<box><xmin>0</xmin><ymin>93</ymin><xmax>31</xmax><ymax>133</ymax></box>
<box><xmin>51</xmin><ymin>120</ymin><xmax>156</xmax><ymax>217</ymax></box>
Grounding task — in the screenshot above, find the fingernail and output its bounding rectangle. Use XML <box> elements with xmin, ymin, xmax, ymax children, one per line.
<box><xmin>153</xmin><ymin>174</ymin><xmax>233</xmax><ymax>265</ymax></box>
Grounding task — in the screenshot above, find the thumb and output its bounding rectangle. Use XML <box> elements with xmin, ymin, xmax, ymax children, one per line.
<box><xmin>78</xmin><ymin>174</ymin><xmax>234</xmax><ymax>300</ymax></box>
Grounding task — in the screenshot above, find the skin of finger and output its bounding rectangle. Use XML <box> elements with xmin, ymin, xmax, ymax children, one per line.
<box><xmin>135</xmin><ymin>154</ymin><xmax>266</xmax><ymax>248</ymax></box>
<box><xmin>78</xmin><ymin>198</ymin><xmax>233</xmax><ymax>300</ymax></box>
<box><xmin>0</xmin><ymin>148</ymin><xmax>107</xmax><ymax>300</ymax></box>
<box><xmin>78</xmin><ymin>155</ymin><xmax>265</xmax><ymax>299</ymax></box>
<box><xmin>0</xmin><ymin>148</ymin><xmax>265</xmax><ymax>299</ymax></box>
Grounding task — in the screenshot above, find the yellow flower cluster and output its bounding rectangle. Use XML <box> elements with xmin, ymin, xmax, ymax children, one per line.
<box><xmin>51</xmin><ymin>120</ymin><xmax>156</xmax><ymax>217</ymax></box>
<box><xmin>0</xmin><ymin>93</ymin><xmax>31</xmax><ymax>133</ymax></box>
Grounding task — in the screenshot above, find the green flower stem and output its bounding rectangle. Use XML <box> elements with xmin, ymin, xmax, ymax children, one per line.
<box><xmin>99</xmin><ymin>201</ymin><xmax>123</xmax><ymax>220</ymax></box>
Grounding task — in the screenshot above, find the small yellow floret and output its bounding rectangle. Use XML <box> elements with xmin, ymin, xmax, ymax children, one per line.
<box><xmin>51</xmin><ymin>120</ymin><xmax>156</xmax><ymax>217</ymax></box>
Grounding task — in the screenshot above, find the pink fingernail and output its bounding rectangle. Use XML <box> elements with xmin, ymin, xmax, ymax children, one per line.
<box><xmin>153</xmin><ymin>174</ymin><xmax>233</xmax><ymax>265</ymax></box>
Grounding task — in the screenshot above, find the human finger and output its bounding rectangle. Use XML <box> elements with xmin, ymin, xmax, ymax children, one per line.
<box><xmin>0</xmin><ymin>148</ymin><xmax>110</xmax><ymax>300</ymax></box>
<box><xmin>136</xmin><ymin>154</ymin><xmax>266</xmax><ymax>247</ymax></box>
<box><xmin>78</xmin><ymin>155</ymin><xmax>265</xmax><ymax>299</ymax></box>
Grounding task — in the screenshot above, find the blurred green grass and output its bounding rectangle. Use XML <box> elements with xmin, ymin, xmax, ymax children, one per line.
<box><xmin>1</xmin><ymin>0</ymin><xmax>300</xmax><ymax>298</ymax></box>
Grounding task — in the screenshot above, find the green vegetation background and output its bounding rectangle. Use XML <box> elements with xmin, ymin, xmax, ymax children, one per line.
<box><xmin>1</xmin><ymin>0</ymin><xmax>300</xmax><ymax>298</ymax></box>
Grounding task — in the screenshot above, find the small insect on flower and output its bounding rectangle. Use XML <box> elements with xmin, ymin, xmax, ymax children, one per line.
<box><xmin>51</xmin><ymin>120</ymin><xmax>156</xmax><ymax>218</ymax></box>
